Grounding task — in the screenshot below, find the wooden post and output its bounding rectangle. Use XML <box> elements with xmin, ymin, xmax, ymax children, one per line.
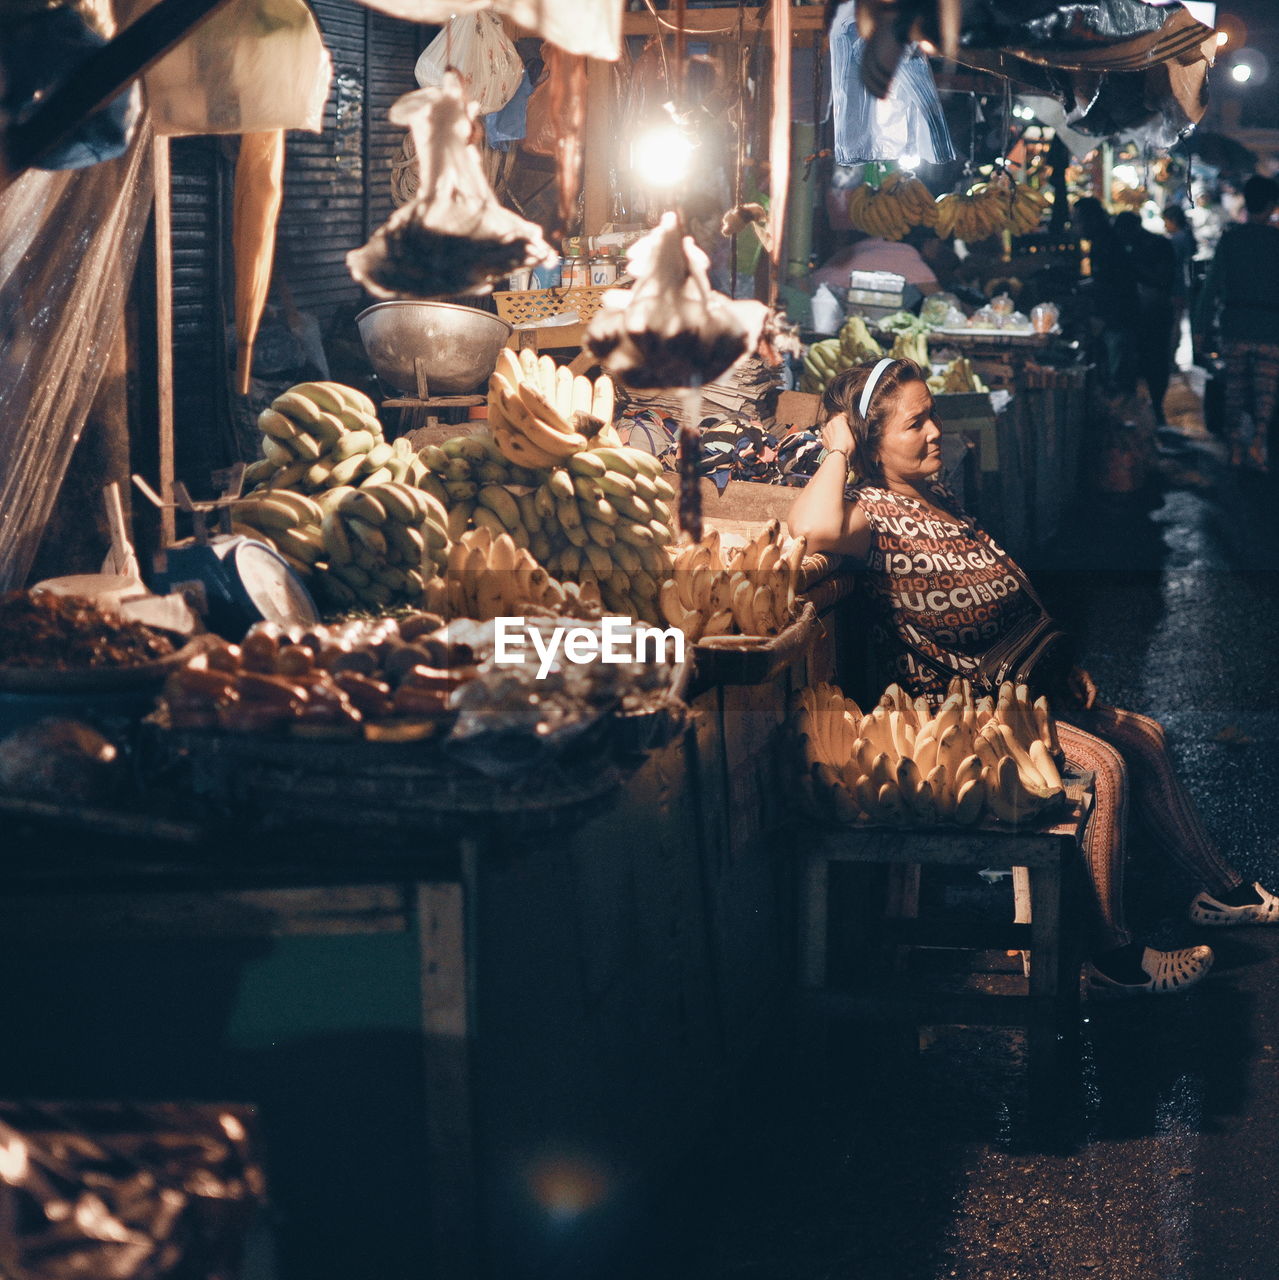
<box><xmin>582</xmin><ymin>58</ymin><xmax>614</xmax><ymax>239</ymax></box>
<box><xmin>153</xmin><ymin>134</ymin><xmax>176</xmax><ymax>548</ymax></box>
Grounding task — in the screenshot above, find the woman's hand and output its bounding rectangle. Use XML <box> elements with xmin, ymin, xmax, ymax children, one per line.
<box><xmin>821</xmin><ymin>411</ymin><xmax>855</xmax><ymax>458</ymax></box>
<box><xmin>1065</xmin><ymin>666</ymin><xmax>1098</xmax><ymax>711</ymax></box>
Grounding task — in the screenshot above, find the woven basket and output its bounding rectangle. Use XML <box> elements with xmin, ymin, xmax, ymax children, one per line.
<box><xmin>492</xmin><ymin>286</ymin><xmax>610</xmax><ymax>328</ymax></box>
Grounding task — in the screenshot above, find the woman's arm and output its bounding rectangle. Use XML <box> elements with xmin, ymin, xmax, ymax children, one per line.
<box><xmin>786</xmin><ymin>414</ymin><xmax>873</xmax><ymax>558</ymax></box>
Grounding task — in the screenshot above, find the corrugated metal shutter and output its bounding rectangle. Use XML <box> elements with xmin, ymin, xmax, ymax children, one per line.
<box><xmin>168</xmin><ymin>134</ymin><xmax>230</xmax><ymax>481</ymax></box>
<box><xmin>276</xmin><ymin>3</ymin><xmax>426</xmax><ymax>324</ymax></box>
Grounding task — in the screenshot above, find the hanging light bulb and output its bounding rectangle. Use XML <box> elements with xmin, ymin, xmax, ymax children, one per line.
<box><xmin>632</xmin><ymin>122</ymin><xmax>696</xmax><ymax>188</ymax></box>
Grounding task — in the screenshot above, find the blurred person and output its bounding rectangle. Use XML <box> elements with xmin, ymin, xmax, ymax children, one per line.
<box><xmin>1115</xmin><ymin>210</ymin><xmax>1177</xmax><ymax>424</ymax></box>
<box><xmin>1193</xmin><ymin>174</ymin><xmax>1279</xmax><ymax>471</ymax></box>
<box><xmin>1163</xmin><ymin>204</ymin><xmax>1197</xmax><ymax>370</ymax></box>
<box><xmin>810</xmin><ymin>228</ymin><xmax>940</xmax><ymax>312</ymax></box>
<box><xmin>1073</xmin><ymin>197</ymin><xmax>1139</xmax><ymax>396</ymax></box>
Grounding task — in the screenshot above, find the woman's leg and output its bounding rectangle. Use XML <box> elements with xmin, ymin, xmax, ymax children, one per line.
<box><xmin>1223</xmin><ymin>340</ymin><xmax>1252</xmax><ymax>462</ymax></box>
<box><xmin>1054</xmin><ymin>720</ymin><xmax>1132</xmax><ymax>950</ymax></box>
<box><xmin>1066</xmin><ymin>703</ymin><xmax>1243</xmax><ymax>898</ymax></box>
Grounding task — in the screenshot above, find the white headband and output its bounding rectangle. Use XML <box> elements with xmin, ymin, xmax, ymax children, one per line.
<box><xmin>858</xmin><ymin>357</ymin><xmax>895</xmax><ymax>419</ymax></box>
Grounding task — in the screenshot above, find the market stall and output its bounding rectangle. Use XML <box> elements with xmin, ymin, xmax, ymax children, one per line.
<box><xmin>0</xmin><ymin>0</ymin><xmax>1224</xmax><ymax>1276</ymax></box>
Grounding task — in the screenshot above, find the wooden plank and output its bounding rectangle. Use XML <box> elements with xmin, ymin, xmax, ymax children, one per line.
<box><xmin>583</xmin><ymin>58</ymin><xmax>614</xmax><ymax>238</ymax></box>
<box><xmin>806</xmin><ymin>824</ymin><xmax>1081</xmax><ymax>868</ymax></box>
<box><xmin>621</xmin><ymin>6</ymin><xmax>826</xmax><ymax>36</ymax></box>
<box><xmin>0</xmin><ymin>884</ymin><xmax>411</xmax><ymax>940</ymax></box>
<box><xmin>154</xmin><ymin>135</ymin><xmax>176</xmax><ymax>547</ymax></box>
<box><xmin>416</xmin><ymin>874</ymin><xmax>478</xmax><ymax>1280</ymax></box>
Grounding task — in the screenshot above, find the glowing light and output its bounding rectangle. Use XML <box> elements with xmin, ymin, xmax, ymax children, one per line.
<box><xmin>899</xmin><ymin>152</ymin><xmax>921</xmax><ymax>171</ymax></box>
<box><xmin>1232</xmin><ymin>61</ymin><xmax>1253</xmax><ymax>83</ymax></box>
<box><xmin>632</xmin><ymin>125</ymin><xmax>695</xmax><ymax>187</ymax></box>
<box><xmin>1216</xmin><ymin>30</ymin><xmax>1230</xmax><ymax>46</ymax></box>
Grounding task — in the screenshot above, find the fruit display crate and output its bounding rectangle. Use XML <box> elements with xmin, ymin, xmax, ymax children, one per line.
<box><xmin>692</xmin><ymin>602</ymin><xmax>820</xmax><ymax>688</ymax></box>
<box><xmin>153</xmin><ymin>724</ymin><xmax>628</xmax><ymax>838</ymax></box>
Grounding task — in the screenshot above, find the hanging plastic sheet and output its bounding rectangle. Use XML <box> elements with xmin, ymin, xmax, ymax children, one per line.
<box><xmin>128</xmin><ymin>0</ymin><xmax>331</xmax><ymax>135</ymax></box>
<box><xmin>830</xmin><ymin>1</ymin><xmax>954</xmax><ymax>167</ymax></box>
<box><xmin>353</xmin><ymin>0</ymin><xmax>623</xmax><ymax>61</ymax></box>
<box><xmin>0</xmin><ymin>120</ymin><xmax>153</xmax><ymax>589</ymax></box>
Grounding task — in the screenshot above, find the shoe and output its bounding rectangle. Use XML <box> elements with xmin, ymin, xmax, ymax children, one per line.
<box><xmin>1189</xmin><ymin>882</ymin><xmax>1279</xmax><ymax>926</ymax></box>
<box><xmin>1085</xmin><ymin>945</ymin><xmax>1214</xmax><ymax>999</ymax></box>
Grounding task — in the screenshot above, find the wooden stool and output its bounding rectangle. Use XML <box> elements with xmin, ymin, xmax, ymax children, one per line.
<box><xmin>797</xmin><ymin>778</ymin><xmax>1092</xmax><ymax>1118</ymax></box>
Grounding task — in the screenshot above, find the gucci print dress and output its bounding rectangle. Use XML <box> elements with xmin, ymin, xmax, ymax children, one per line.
<box><xmin>852</xmin><ymin>480</ymin><xmax>1041</xmax><ymax>701</ymax></box>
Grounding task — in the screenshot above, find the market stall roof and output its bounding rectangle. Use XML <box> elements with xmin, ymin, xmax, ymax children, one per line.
<box><xmin>855</xmin><ymin>0</ymin><xmax>1218</xmax><ymax>145</ymax></box>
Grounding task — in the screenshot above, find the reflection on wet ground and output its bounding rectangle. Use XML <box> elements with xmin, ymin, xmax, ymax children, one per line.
<box><xmin>673</xmin><ymin>380</ymin><xmax>1279</xmax><ymax>1279</ymax></box>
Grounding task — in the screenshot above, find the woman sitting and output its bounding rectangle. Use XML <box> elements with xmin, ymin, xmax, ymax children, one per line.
<box><xmin>787</xmin><ymin>356</ymin><xmax>1279</xmax><ymax>997</ymax></box>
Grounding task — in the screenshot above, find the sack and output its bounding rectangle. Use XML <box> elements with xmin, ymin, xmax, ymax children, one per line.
<box><xmin>415</xmin><ymin>12</ymin><xmax>522</xmax><ymax>116</ymax></box>
<box><xmin>140</xmin><ymin>0</ymin><xmax>330</xmax><ymax>135</ymax></box>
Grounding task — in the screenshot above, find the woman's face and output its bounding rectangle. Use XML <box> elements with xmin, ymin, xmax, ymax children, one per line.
<box><xmin>874</xmin><ymin>379</ymin><xmax>942</xmax><ymax>486</ymax></box>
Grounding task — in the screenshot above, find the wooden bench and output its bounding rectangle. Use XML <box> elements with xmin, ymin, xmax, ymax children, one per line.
<box><xmin>795</xmin><ymin>775</ymin><xmax>1093</xmax><ymax>1118</ymax></box>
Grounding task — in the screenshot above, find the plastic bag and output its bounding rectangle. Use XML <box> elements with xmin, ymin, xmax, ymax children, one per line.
<box><xmin>496</xmin><ymin>0</ymin><xmax>622</xmax><ymax>61</ymax></box>
<box><xmin>829</xmin><ymin>0</ymin><xmax>954</xmax><ymax>167</ymax></box>
<box><xmin>415</xmin><ymin>12</ymin><xmax>522</xmax><ymax>116</ymax></box>
<box><xmin>810</xmin><ymin>283</ymin><xmax>845</xmax><ymax>335</ymax></box>
<box><xmin>346</xmin><ymin>71</ymin><xmax>554</xmax><ymax>299</ymax></box>
<box><xmin>134</xmin><ymin>0</ymin><xmax>330</xmax><ymax>135</ymax></box>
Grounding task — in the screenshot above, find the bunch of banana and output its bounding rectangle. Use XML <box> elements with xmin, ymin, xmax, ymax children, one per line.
<box><xmin>536</xmin><ymin>446</ymin><xmax>676</xmax><ymax>625</ymax></box>
<box><xmin>799</xmin><ymin>315</ymin><xmax>885</xmax><ymax>394</ymax></box>
<box><xmin>228</xmin><ymin>490</ymin><xmax>327</xmax><ymax>583</ymax></box>
<box><xmin>243</xmin><ymin>381</ymin><xmax>430</xmax><ymax>495</ymax></box>
<box><xmin>888</xmin><ymin>329</ymin><xmax>930</xmax><ymax>368</ymax></box>
<box><xmin>416</xmin><ymin>433</ymin><xmax>544</xmax><ymax>544</ymax></box>
<box><xmin>426</xmin><ymin>526</ymin><xmax>602</xmax><ymax>621</ymax></box>
<box><xmin>791</xmin><ymin>676</ymin><xmax>1065</xmax><ymax>827</ymax></box>
<box><xmin>791</xmin><ymin>682</ymin><xmax>866</xmax><ymax>824</ymax></box>
<box><xmin>311</xmin><ymin>482</ymin><xmax>450</xmax><ymax>611</ymax></box>
<box><xmin>1006</xmin><ymin>181</ymin><xmax>1052</xmax><ymax>236</ymax></box>
<box><xmin>487</xmin><ymin>349</ymin><xmax>622</xmax><ymax>468</ymax></box>
<box><xmin>933</xmin><ymin>183</ymin><xmax>1008</xmax><ymax>243</ymax></box>
<box><xmin>847</xmin><ymin>173</ymin><xmax>937</xmax><ymax>241</ymax></box>
<box><xmin>927</xmin><ymin>357</ymin><xmax>988</xmax><ymax>395</ymax></box>
<box><xmin>659</xmin><ymin>520</ymin><xmax>806</xmax><ymax>642</ymax></box>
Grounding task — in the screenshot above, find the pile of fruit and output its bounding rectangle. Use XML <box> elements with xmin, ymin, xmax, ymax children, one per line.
<box><xmin>425</xmin><ymin>526</ymin><xmax>604</xmax><ymax>621</ymax></box>
<box><xmin>245</xmin><ymin>381</ymin><xmax>428</xmax><ymax>491</ymax></box>
<box><xmin>231</xmin><ymin>482</ymin><xmax>449</xmax><ymax>611</ymax></box>
<box><xmin>934</xmin><ymin>179</ymin><xmax>1050</xmax><ymax>242</ymax></box>
<box><xmin>846</xmin><ymin>173</ymin><xmax>938</xmax><ymax>241</ymax></box>
<box><xmin>799</xmin><ymin>316</ymin><xmax>883</xmax><ymax>395</ymax></box>
<box><xmin>927</xmin><ymin>356</ymin><xmax>988</xmax><ymax>395</ymax></box>
<box><xmin>794</xmin><ymin>677</ymin><xmax>1066</xmax><ymax>827</ymax></box>
<box><xmin>160</xmin><ymin>615</ymin><xmax>478</xmax><ymax>741</ymax></box>
<box><xmin>416</xmin><ymin>435</ymin><xmax>545</xmax><ymax>544</ymax></box>
<box><xmin>487</xmin><ymin>349</ymin><xmax>621</xmax><ymax>467</ymax></box>
<box><xmin>659</xmin><ymin>521</ymin><xmax>806</xmax><ymax>642</ymax></box>
<box><xmin>887</xmin><ymin>329</ymin><xmax>929</xmax><ymax>368</ymax></box>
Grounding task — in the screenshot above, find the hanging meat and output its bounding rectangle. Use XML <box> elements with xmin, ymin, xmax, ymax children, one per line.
<box><xmin>585</xmin><ymin>212</ymin><xmax>769</xmax><ymax>390</ymax></box>
<box><xmin>347</xmin><ymin>70</ymin><xmax>553</xmax><ymax>299</ymax></box>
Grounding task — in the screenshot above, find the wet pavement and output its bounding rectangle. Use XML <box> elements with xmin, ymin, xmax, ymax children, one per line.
<box><xmin>670</xmin><ymin>377</ymin><xmax>1279</xmax><ymax>1280</ymax></box>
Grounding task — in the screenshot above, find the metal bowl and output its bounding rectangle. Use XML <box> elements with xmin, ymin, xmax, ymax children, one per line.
<box><xmin>356</xmin><ymin>300</ymin><xmax>513</xmax><ymax>396</ymax></box>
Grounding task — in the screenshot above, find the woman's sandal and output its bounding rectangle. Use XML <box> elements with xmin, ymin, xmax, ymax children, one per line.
<box><xmin>1189</xmin><ymin>882</ymin><xmax>1279</xmax><ymax>926</ymax></box>
<box><xmin>1085</xmin><ymin>945</ymin><xmax>1214</xmax><ymax>999</ymax></box>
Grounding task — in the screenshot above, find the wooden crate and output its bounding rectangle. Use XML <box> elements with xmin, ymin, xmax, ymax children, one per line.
<box><xmin>491</xmin><ymin>285</ymin><xmax>609</xmax><ymax>328</ymax></box>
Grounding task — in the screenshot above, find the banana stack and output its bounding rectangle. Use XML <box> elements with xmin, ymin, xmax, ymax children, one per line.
<box><xmin>793</xmin><ymin>677</ymin><xmax>1066</xmax><ymax>827</ymax></box>
<box><xmin>934</xmin><ymin>179</ymin><xmax>1050</xmax><ymax>243</ymax></box>
<box><xmin>425</xmin><ymin>526</ymin><xmax>603</xmax><ymax>621</ymax></box>
<box><xmin>537</xmin><ymin>447</ymin><xmax>676</xmax><ymax>624</ymax></box>
<box><xmin>416</xmin><ymin>434</ymin><xmax>545</xmax><ymax>544</ymax></box>
<box><xmin>799</xmin><ymin>316</ymin><xmax>884</xmax><ymax>395</ymax></box>
<box><xmin>927</xmin><ymin>357</ymin><xmax>988</xmax><ymax>395</ymax></box>
<box><xmin>230</xmin><ymin>482</ymin><xmax>450</xmax><ymax>611</ymax></box>
<box><xmin>487</xmin><ymin>349</ymin><xmax>622</xmax><ymax>468</ymax></box>
<box><xmin>888</xmin><ymin>329</ymin><xmax>930</xmax><ymax>368</ymax></box>
<box><xmin>228</xmin><ymin>490</ymin><xmax>328</xmax><ymax>583</ymax></box>
<box><xmin>313</xmin><ymin>482</ymin><xmax>450</xmax><ymax>609</ymax></box>
<box><xmin>847</xmin><ymin>173</ymin><xmax>938</xmax><ymax>241</ymax></box>
<box><xmin>244</xmin><ymin>381</ymin><xmax>430</xmax><ymax>494</ymax></box>
<box><xmin>659</xmin><ymin>521</ymin><xmax>806</xmax><ymax>642</ymax></box>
